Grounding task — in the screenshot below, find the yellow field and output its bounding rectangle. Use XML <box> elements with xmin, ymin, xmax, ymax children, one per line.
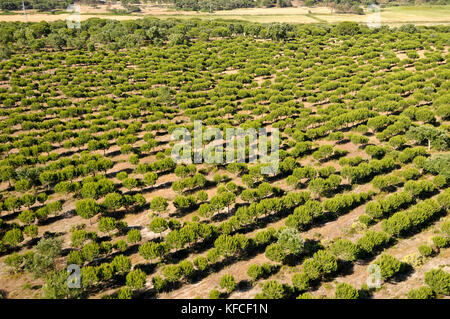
<box><xmin>0</xmin><ymin>5</ymin><xmax>449</xmax><ymax>25</ymax></box>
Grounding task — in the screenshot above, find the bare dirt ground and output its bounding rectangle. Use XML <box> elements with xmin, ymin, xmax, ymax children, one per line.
<box><xmin>310</xmin><ymin>217</ymin><xmax>450</xmax><ymax>299</ymax></box>
<box><xmin>161</xmin><ymin>253</ymin><xmax>270</xmax><ymax>299</ymax></box>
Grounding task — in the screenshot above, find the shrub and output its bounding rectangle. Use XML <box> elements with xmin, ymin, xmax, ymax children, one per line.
<box><xmin>113</xmin><ymin>240</ymin><xmax>127</xmax><ymax>253</ymax></box>
<box><xmin>260</xmin><ymin>280</ymin><xmax>287</xmax><ymax>299</ymax></box>
<box><xmin>5</xmin><ymin>253</ymin><xmax>23</xmax><ymax>273</ymax></box>
<box><xmin>297</xmin><ymin>292</ymin><xmax>314</xmax><ymax>299</ymax></box>
<box><xmin>442</xmin><ymin>220</ymin><xmax>450</xmax><ymax>237</ymax></box>
<box><xmin>3</xmin><ymin>228</ymin><xmax>24</xmax><ymax>247</ymax></box>
<box><xmin>433</xmin><ymin>175</ymin><xmax>447</xmax><ymax>189</ymax></box>
<box><xmin>303</xmin><ymin>250</ymin><xmax>338</xmax><ymax>281</ymax></box>
<box><xmin>277</xmin><ymin>227</ymin><xmax>304</xmax><ymax>256</ymax></box>
<box><xmin>418</xmin><ymin>245</ymin><xmax>433</xmax><ymax>257</ymax></box>
<box><xmin>98</xmin><ymin>217</ymin><xmax>116</xmax><ymax>234</ymax></box>
<box><xmin>206</xmin><ymin>248</ymin><xmax>220</xmax><ymax>263</ymax></box>
<box><xmin>356</xmin><ymin>231</ymin><xmax>390</xmax><ymax>256</ymax></box>
<box><xmin>163</xmin><ymin>265</ymin><xmax>182</xmax><ymax>283</ymax></box>
<box><xmin>67</xmin><ymin>250</ymin><xmax>84</xmax><ymax>266</ymax></box>
<box><xmin>126</xmin><ymin>269</ymin><xmax>147</xmax><ymax>289</ymax></box>
<box><xmin>432</xmin><ymin>236</ymin><xmax>449</xmax><ymax>248</ymax></box>
<box><xmin>209</xmin><ymin>289</ymin><xmax>221</xmax><ymax>299</ymax></box>
<box><xmin>111</xmin><ymin>255</ymin><xmax>131</xmax><ymax>274</ymax></box>
<box><xmin>117</xmin><ymin>287</ymin><xmax>133</xmax><ymax>299</ymax></box>
<box><xmin>402</xmin><ymin>253</ymin><xmax>425</xmax><ymax>269</ymax></box>
<box><xmin>150</xmin><ymin>196</ymin><xmax>168</xmax><ymax>214</ymax></box>
<box><xmin>149</xmin><ymin>217</ymin><xmax>168</xmax><ymax>235</ymax></box>
<box><xmin>24</xmin><ymin>225</ymin><xmax>38</xmax><ymax>238</ymax></box>
<box><xmin>265</xmin><ymin>243</ymin><xmax>286</xmax><ymax>263</ymax></box>
<box><xmin>424</xmin><ymin>269</ymin><xmax>450</xmax><ymax>295</ymax></box>
<box><xmin>314</xmin><ymin>250</ymin><xmax>338</xmax><ymax>275</ymax></box>
<box><xmin>152</xmin><ymin>276</ymin><xmax>168</xmax><ymax>292</ymax></box>
<box><xmin>437</xmin><ymin>190</ymin><xmax>450</xmax><ymax>209</ymax></box>
<box><xmin>292</xmin><ymin>273</ymin><xmax>310</xmax><ymax>292</ymax></box>
<box><xmin>219</xmin><ymin>274</ymin><xmax>236</xmax><ymax>293</ymax></box>
<box><xmin>302</xmin><ymin>258</ymin><xmax>321</xmax><ymax>281</ymax></box>
<box><xmin>358</xmin><ymin>214</ymin><xmax>372</xmax><ymax>226</ymax></box>
<box><xmin>335</xmin><ymin>282</ymin><xmax>359</xmax><ymax>299</ymax></box>
<box><xmin>329</xmin><ymin>238</ymin><xmax>360</xmax><ymax>262</ymax></box>
<box><xmin>247</xmin><ymin>264</ymin><xmax>264</xmax><ymax>281</ymax></box>
<box><xmin>126</xmin><ymin>229</ymin><xmax>142</xmax><ymax>244</ymax></box>
<box><xmin>193</xmin><ymin>256</ymin><xmax>209</xmax><ymax>271</ymax></box>
<box><xmin>407</xmin><ymin>286</ymin><xmax>435</xmax><ymax>299</ymax></box>
<box><xmin>373</xmin><ymin>254</ymin><xmax>403</xmax><ymax>280</ymax></box>
<box><xmin>179</xmin><ymin>260</ymin><xmax>195</xmax><ymax>282</ymax></box>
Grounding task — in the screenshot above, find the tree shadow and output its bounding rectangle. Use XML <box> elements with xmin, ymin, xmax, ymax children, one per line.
<box><xmin>337</xmin><ymin>260</ymin><xmax>355</xmax><ymax>276</ymax></box>
<box><xmin>0</xmin><ymin>211</ymin><xmax>20</xmax><ymax>222</ymax></box>
<box><xmin>83</xmin><ymin>275</ymin><xmax>126</xmax><ymax>298</ymax></box>
<box><xmin>169</xmin><ymin>205</ymin><xmax>200</xmax><ymax>219</ymax></box>
<box><xmin>0</xmin><ymin>289</ymin><xmax>8</xmax><ymax>299</ymax></box>
<box><xmin>135</xmin><ymin>288</ymin><xmax>158</xmax><ymax>299</ymax></box>
<box><xmin>336</xmin><ymin>138</ymin><xmax>350</xmax><ymax>145</ymax></box>
<box><xmin>134</xmin><ymin>262</ymin><xmax>158</xmax><ymax>276</ymax></box>
<box><xmin>237</xmin><ymin>279</ymin><xmax>252</xmax><ymax>292</ymax></box>
<box><xmin>38</xmin><ymin>210</ymin><xmax>75</xmax><ymax>226</ymax></box>
<box><xmin>391</xmin><ymin>263</ymin><xmax>415</xmax><ymax>283</ymax></box>
<box><xmin>105</xmin><ymin>167</ymin><xmax>134</xmax><ymax>179</ymax></box>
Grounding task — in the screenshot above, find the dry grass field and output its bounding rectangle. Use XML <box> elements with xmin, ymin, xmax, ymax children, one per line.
<box><xmin>0</xmin><ymin>4</ymin><xmax>449</xmax><ymax>26</ymax></box>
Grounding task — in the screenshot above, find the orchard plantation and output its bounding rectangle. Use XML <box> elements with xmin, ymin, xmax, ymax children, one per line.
<box><xmin>0</xmin><ymin>18</ymin><xmax>449</xmax><ymax>299</ymax></box>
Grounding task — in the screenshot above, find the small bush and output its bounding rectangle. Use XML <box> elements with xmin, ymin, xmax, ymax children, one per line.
<box><xmin>407</xmin><ymin>286</ymin><xmax>435</xmax><ymax>299</ymax></box>
<box><xmin>335</xmin><ymin>282</ymin><xmax>359</xmax><ymax>299</ymax></box>
<box><xmin>209</xmin><ymin>289</ymin><xmax>220</xmax><ymax>299</ymax></box>
<box><xmin>432</xmin><ymin>236</ymin><xmax>449</xmax><ymax>248</ymax></box>
<box><xmin>418</xmin><ymin>245</ymin><xmax>433</xmax><ymax>257</ymax></box>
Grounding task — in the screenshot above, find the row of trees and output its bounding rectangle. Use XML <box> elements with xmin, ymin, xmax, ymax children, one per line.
<box><xmin>0</xmin><ymin>0</ymin><xmax>72</xmax><ymax>11</ymax></box>
<box><xmin>381</xmin><ymin>199</ymin><xmax>442</xmax><ymax>237</ymax></box>
<box><xmin>151</xmin><ymin>227</ymin><xmax>278</xmax><ymax>292</ymax></box>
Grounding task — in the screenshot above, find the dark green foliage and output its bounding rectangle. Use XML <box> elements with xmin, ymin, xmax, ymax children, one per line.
<box><xmin>329</xmin><ymin>238</ymin><xmax>359</xmax><ymax>262</ymax></box>
<box><xmin>335</xmin><ymin>282</ymin><xmax>359</xmax><ymax>299</ymax></box>
<box><xmin>356</xmin><ymin>231</ymin><xmax>390</xmax><ymax>257</ymax></box>
<box><xmin>292</xmin><ymin>273</ymin><xmax>310</xmax><ymax>292</ymax></box>
<box><xmin>42</xmin><ymin>270</ymin><xmax>81</xmax><ymax>299</ymax></box>
<box><xmin>382</xmin><ymin>199</ymin><xmax>441</xmax><ymax>237</ymax></box>
<box><xmin>418</xmin><ymin>245</ymin><xmax>433</xmax><ymax>257</ymax></box>
<box><xmin>209</xmin><ymin>289</ymin><xmax>221</xmax><ymax>299</ymax></box>
<box><xmin>265</xmin><ymin>243</ymin><xmax>286</xmax><ymax>263</ymax></box>
<box><xmin>407</xmin><ymin>286</ymin><xmax>435</xmax><ymax>299</ymax></box>
<box><xmin>257</xmin><ymin>280</ymin><xmax>290</xmax><ymax>299</ymax></box>
<box><xmin>373</xmin><ymin>254</ymin><xmax>403</xmax><ymax>280</ymax></box>
<box><xmin>424</xmin><ymin>269</ymin><xmax>450</xmax><ymax>295</ymax></box>
<box><xmin>219</xmin><ymin>274</ymin><xmax>236</xmax><ymax>293</ymax></box>
<box><xmin>126</xmin><ymin>269</ymin><xmax>147</xmax><ymax>289</ymax></box>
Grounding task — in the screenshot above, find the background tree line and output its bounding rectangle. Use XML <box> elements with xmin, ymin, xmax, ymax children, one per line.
<box><xmin>0</xmin><ymin>0</ymin><xmax>72</xmax><ymax>11</ymax></box>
